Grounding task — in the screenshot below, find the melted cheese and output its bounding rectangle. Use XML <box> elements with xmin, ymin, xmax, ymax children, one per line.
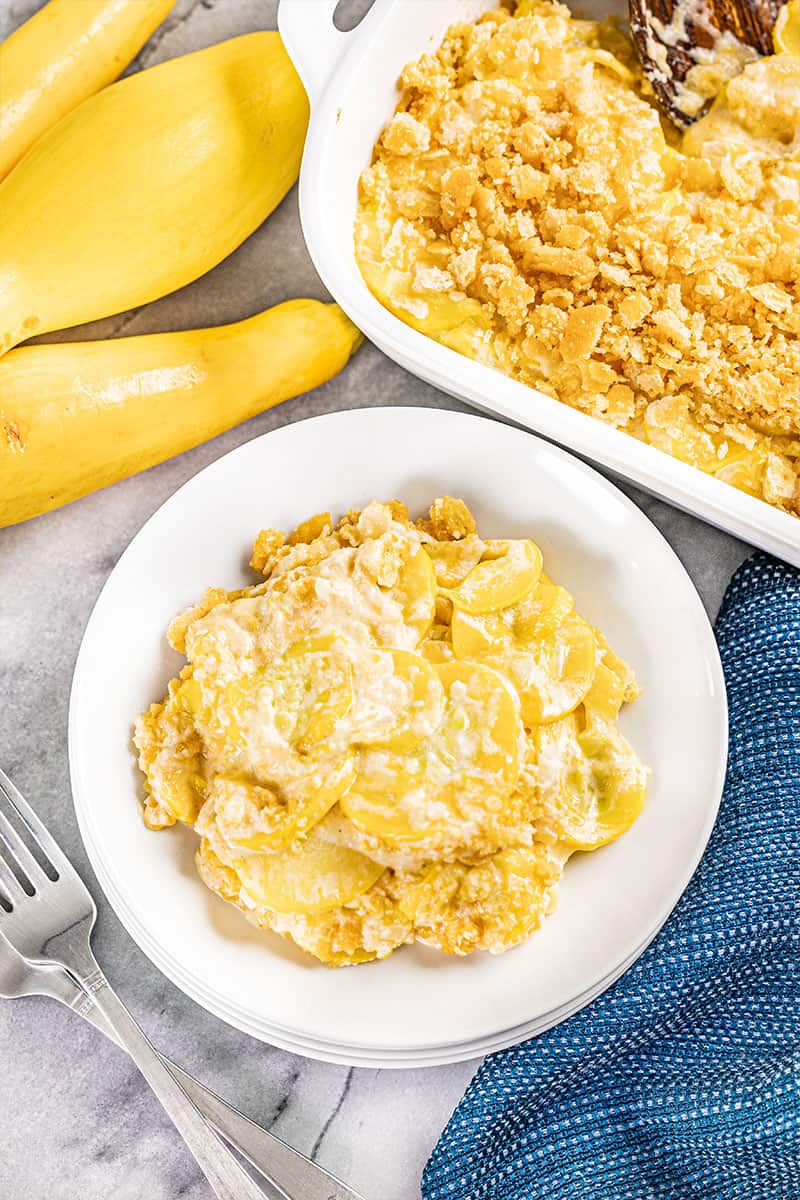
<box><xmin>134</xmin><ymin>499</ymin><xmax>648</xmax><ymax>965</ymax></box>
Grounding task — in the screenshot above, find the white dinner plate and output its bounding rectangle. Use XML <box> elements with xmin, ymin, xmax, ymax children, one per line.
<box><xmin>69</xmin><ymin>407</ymin><xmax>727</xmax><ymax>1055</ymax></box>
<box><xmin>77</xmin><ymin>810</ymin><xmax>663</xmax><ymax>1065</ymax></box>
<box><xmin>71</xmin><ymin>813</ymin><xmax>660</xmax><ymax>1067</ymax></box>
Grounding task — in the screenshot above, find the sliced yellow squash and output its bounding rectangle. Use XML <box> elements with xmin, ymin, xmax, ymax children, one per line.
<box><xmin>211</xmin><ymin>753</ymin><xmax>357</xmax><ymax>853</ymax></box>
<box><xmin>434</xmin><ymin>661</ymin><xmax>521</xmax><ymax>780</ymax></box>
<box><xmin>279</xmin><ymin>636</ymin><xmax>354</xmax><ymax>753</ymax></box>
<box><xmin>536</xmin><ymin>713</ymin><xmax>648</xmax><ymax>850</ymax></box>
<box><xmin>341</xmin><ymin>660</ymin><xmax>521</xmax><ymax>844</ymax></box>
<box><xmin>453</xmin><ymin>591</ymin><xmax>595</xmax><ymax>727</ymax></box>
<box><xmin>222</xmin><ymin>636</ymin><xmax>353</xmax><ymax>755</ymax></box>
<box><xmin>232</xmin><ymin>822</ymin><xmax>384</xmax><ymax>915</ymax></box>
<box><xmin>511</xmin><ymin>614</ymin><xmax>597</xmax><ymax>726</ymax></box>
<box><xmin>451</xmin><ymin>572</ymin><xmax>573</xmax><ymax>658</ymax></box>
<box><xmin>391</xmin><ymin>547</ymin><xmax>437</xmax><ymax>641</ymax></box>
<box><xmin>424</xmin><ymin>536</ymin><xmax>486</xmax><ymax>588</ymax></box>
<box><xmin>356</xmin><ymin>649</ymin><xmax>446</xmax><ymax>753</ymax></box>
<box><xmin>443</xmin><ymin>539</ymin><xmax>542</xmax><ymax>615</ymax></box>
<box><xmin>581</xmin><ymin>661</ymin><xmax>627</xmax><ymax>724</ymax></box>
<box><xmin>775</xmin><ymin>0</ymin><xmax>800</xmax><ymax>54</ymax></box>
<box><xmin>420</xmin><ymin>640</ymin><xmax>455</xmax><ymax>664</ymax></box>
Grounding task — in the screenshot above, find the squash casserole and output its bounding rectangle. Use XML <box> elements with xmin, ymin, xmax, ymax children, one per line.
<box><xmin>355</xmin><ymin>0</ymin><xmax>800</xmax><ymax>516</ymax></box>
<box><xmin>134</xmin><ymin>499</ymin><xmax>647</xmax><ymax>966</ymax></box>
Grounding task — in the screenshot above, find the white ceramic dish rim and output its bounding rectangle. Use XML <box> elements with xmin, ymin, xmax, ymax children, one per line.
<box><xmin>69</xmin><ymin>407</ymin><xmax>728</xmax><ymax>1052</ymax></box>
<box><xmin>278</xmin><ymin>0</ymin><xmax>800</xmax><ymax>568</ymax></box>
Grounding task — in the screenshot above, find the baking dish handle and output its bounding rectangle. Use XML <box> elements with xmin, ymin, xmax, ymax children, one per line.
<box><xmin>278</xmin><ymin>0</ymin><xmax>353</xmax><ymax>104</ymax></box>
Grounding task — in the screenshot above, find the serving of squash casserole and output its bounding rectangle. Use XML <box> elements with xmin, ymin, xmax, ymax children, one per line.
<box><xmin>134</xmin><ymin>498</ymin><xmax>647</xmax><ymax>966</ymax></box>
<box><xmin>355</xmin><ymin>0</ymin><xmax>800</xmax><ymax>516</ymax></box>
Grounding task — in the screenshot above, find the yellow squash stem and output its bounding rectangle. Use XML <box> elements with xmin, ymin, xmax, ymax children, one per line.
<box><xmin>0</xmin><ymin>32</ymin><xmax>309</xmax><ymax>355</ymax></box>
<box><xmin>0</xmin><ymin>0</ymin><xmax>176</xmax><ymax>182</ymax></box>
<box><xmin>0</xmin><ymin>300</ymin><xmax>362</xmax><ymax>526</ymax></box>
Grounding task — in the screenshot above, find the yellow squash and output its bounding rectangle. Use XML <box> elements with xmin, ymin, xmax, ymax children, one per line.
<box><xmin>0</xmin><ymin>0</ymin><xmax>175</xmax><ymax>182</ymax></box>
<box><xmin>775</xmin><ymin>0</ymin><xmax>800</xmax><ymax>53</ymax></box>
<box><xmin>0</xmin><ymin>300</ymin><xmax>361</xmax><ymax>526</ymax></box>
<box><xmin>0</xmin><ymin>32</ymin><xmax>309</xmax><ymax>356</ymax></box>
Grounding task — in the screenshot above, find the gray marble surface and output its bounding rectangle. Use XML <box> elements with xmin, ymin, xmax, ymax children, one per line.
<box><xmin>0</xmin><ymin>1</ymin><xmax>750</xmax><ymax>1197</ymax></box>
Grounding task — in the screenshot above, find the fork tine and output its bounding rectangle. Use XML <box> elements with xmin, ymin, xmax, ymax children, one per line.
<box><xmin>0</xmin><ymin>766</ymin><xmax>66</xmax><ymax>878</ymax></box>
<box><xmin>0</xmin><ymin>841</ymin><xmax>27</xmax><ymax>900</ymax></box>
<box><xmin>0</xmin><ymin>799</ymin><xmax>47</xmax><ymax>889</ymax></box>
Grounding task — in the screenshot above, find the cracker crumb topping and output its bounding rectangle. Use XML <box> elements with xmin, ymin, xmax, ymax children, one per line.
<box><xmin>356</xmin><ymin>0</ymin><xmax>800</xmax><ymax>515</ymax></box>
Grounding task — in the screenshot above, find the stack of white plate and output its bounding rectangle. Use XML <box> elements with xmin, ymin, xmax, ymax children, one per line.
<box><xmin>69</xmin><ymin>409</ymin><xmax>727</xmax><ymax>1068</ymax></box>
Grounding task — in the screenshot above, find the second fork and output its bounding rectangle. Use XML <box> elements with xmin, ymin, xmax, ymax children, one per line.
<box><xmin>0</xmin><ymin>765</ymin><xmax>275</xmax><ymax>1200</ymax></box>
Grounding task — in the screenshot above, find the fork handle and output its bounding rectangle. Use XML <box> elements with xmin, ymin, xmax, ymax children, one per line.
<box><xmin>41</xmin><ymin>965</ymin><xmax>364</xmax><ymax>1199</ymax></box>
<box><xmin>77</xmin><ymin>959</ymin><xmax>270</xmax><ymax>1200</ymax></box>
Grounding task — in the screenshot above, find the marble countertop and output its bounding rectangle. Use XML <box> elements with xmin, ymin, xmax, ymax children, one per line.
<box><xmin>0</xmin><ymin>1</ymin><xmax>750</xmax><ymax>1197</ymax></box>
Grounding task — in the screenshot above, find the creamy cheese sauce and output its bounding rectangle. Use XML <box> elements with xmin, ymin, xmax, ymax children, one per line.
<box><xmin>135</xmin><ymin>499</ymin><xmax>648</xmax><ymax>965</ymax></box>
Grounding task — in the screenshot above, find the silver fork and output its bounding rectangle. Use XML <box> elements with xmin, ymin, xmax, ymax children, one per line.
<box><xmin>0</xmin><ymin>766</ymin><xmax>291</xmax><ymax>1200</ymax></box>
<box><xmin>0</xmin><ymin>933</ymin><xmax>366</xmax><ymax>1200</ymax></box>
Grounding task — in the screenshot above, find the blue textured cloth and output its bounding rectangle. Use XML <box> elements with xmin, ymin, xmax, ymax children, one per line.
<box><xmin>423</xmin><ymin>554</ymin><xmax>800</xmax><ymax>1200</ymax></box>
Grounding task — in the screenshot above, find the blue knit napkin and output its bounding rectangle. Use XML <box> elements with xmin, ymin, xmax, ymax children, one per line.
<box><xmin>423</xmin><ymin>554</ymin><xmax>800</xmax><ymax>1200</ymax></box>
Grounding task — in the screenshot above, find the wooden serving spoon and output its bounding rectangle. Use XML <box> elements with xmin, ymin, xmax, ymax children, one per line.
<box><xmin>629</xmin><ymin>0</ymin><xmax>785</xmax><ymax>126</ymax></box>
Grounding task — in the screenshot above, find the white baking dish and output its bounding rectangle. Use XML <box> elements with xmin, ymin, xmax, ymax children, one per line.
<box><xmin>278</xmin><ymin>0</ymin><xmax>800</xmax><ymax>566</ymax></box>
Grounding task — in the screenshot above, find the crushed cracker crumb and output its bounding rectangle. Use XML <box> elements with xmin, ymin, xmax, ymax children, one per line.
<box><xmin>355</xmin><ymin>0</ymin><xmax>800</xmax><ymax>516</ymax></box>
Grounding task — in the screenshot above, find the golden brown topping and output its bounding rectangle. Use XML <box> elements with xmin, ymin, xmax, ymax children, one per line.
<box><xmin>250</xmin><ymin>527</ymin><xmax>287</xmax><ymax>575</ymax></box>
<box><xmin>287</xmin><ymin>511</ymin><xmax>332</xmax><ymax>546</ymax></box>
<box><xmin>356</xmin><ymin>1</ymin><xmax>800</xmax><ymax>516</ymax></box>
<box><xmin>416</xmin><ymin>496</ymin><xmax>478</xmax><ymax>541</ymax></box>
